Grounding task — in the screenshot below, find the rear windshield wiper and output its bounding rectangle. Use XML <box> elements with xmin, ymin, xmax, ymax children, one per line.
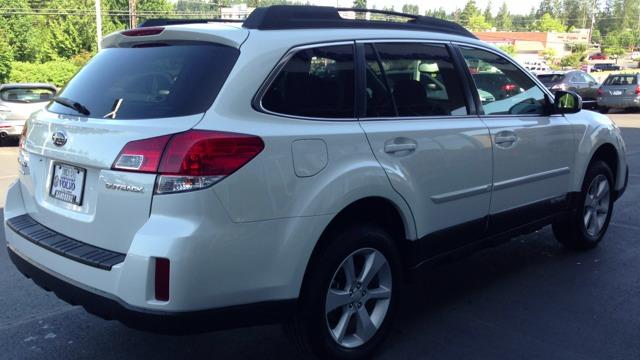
<box><xmin>52</xmin><ymin>96</ymin><xmax>91</xmax><ymax>116</ymax></box>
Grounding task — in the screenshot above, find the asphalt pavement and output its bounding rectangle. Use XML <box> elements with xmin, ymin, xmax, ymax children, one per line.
<box><xmin>0</xmin><ymin>115</ymin><xmax>639</xmax><ymax>359</ymax></box>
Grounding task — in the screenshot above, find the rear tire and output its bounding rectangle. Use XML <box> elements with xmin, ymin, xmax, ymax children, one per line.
<box><xmin>552</xmin><ymin>160</ymin><xmax>614</xmax><ymax>250</ymax></box>
<box><xmin>286</xmin><ymin>223</ymin><xmax>402</xmax><ymax>359</ymax></box>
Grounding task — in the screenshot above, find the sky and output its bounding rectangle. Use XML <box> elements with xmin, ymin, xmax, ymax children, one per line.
<box><xmin>309</xmin><ymin>0</ymin><xmax>542</xmax><ymax>16</ymax></box>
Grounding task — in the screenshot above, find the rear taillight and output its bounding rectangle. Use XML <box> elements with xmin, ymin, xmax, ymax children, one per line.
<box><xmin>635</xmin><ymin>86</ymin><xmax>640</xmax><ymax>95</ymax></box>
<box><xmin>112</xmin><ymin>130</ymin><xmax>264</xmax><ymax>194</ymax></box>
<box><xmin>121</xmin><ymin>27</ymin><xmax>164</xmax><ymax>37</ymax></box>
<box><xmin>597</xmin><ymin>88</ymin><xmax>604</xmax><ymax>96</ymax></box>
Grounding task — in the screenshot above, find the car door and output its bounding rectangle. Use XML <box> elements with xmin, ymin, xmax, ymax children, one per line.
<box><xmin>458</xmin><ymin>46</ymin><xmax>575</xmax><ymax>233</ymax></box>
<box><xmin>581</xmin><ymin>72</ymin><xmax>600</xmax><ymax>102</ymax></box>
<box><xmin>358</xmin><ymin>41</ymin><xmax>493</xmax><ymax>255</ymax></box>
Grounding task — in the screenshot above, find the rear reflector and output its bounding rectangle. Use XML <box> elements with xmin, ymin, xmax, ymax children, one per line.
<box><xmin>112</xmin><ymin>135</ymin><xmax>171</xmax><ymax>173</ymax></box>
<box><xmin>155</xmin><ymin>258</ymin><xmax>170</xmax><ymax>301</ymax></box>
<box><xmin>112</xmin><ymin>130</ymin><xmax>264</xmax><ymax>194</ymax></box>
<box><xmin>122</xmin><ymin>27</ymin><xmax>164</xmax><ymax>37</ymax></box>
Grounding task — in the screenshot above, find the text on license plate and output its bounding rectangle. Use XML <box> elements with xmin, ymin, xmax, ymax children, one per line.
<box><xmin>50</xmin><ymin>163</ymin><xmax>86</xmax><ymax>205</ymax></box>
<box><xmin>612</xmin><ymin>90</ymin><xmax>623</xmax><ymax>95</ymax></box>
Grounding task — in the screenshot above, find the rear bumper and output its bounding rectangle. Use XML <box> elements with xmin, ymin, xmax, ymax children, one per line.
<box><xmin>8</xmin><ymin>246</ymin><xmax>294</xmax><ymax>334</ymax></box>
<box><xmin>597</xmin><ymin>96</ymin><xmax>640</xmax><ymax>108</ymax></box>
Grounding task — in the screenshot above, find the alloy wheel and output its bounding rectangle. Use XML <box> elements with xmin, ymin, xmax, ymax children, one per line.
<box><xmin>583</xmin><ymin>174</ymin><xmax>610</xmax><ymax>237</ymax></box>
<box><xmin>325</xmin><ymin>248</ymin><xmax>392</xmax><ymax>349</ymax></box>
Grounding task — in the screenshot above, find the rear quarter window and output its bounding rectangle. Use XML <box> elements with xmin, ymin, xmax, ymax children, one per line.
<box><xmin>48</xmin><ymin>43</ymin><xmax>239</xmax><ymax>119</ymax></box>
<box><xmin>261</xmin><ymin>44</ymin><xmax>355</xmax><ymax>119</ymax></box>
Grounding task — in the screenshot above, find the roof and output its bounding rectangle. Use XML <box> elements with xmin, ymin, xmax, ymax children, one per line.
<box><xmin>139</xmin><ymin>5</ymin><xmax>476</xmax><ymax>39</ymax></box>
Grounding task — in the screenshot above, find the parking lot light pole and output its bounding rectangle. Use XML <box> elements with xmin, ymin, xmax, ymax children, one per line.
<box><xmin>95</xmin><ymin>0</ymin><xmax>102</xmax><ymax>51</ymax></box>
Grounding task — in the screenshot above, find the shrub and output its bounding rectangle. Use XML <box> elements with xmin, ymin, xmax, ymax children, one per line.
<box><xmin>8</xmin><ymin>61</ymin><xmax>79</xmax><ymax>87</ymax></box>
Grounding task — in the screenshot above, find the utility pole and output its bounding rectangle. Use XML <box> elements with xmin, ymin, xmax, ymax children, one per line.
<box><xmin>95</xmin><ymin>0</ymin><xmax>102</xmax><ymax>51</ymax></box>
<box><xmin>129</xmin><ymin>0</ymin><xmax>137</xmax><ymax>29</ymax></box>
<box><xmin>587</xmin><ymin>0</ymin><xmax>597</xmax><ymax>45</ymax></box>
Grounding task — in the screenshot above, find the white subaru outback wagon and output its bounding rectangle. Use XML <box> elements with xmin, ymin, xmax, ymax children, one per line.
<box><xmin>5</xmin><ymin>6</ymin><xmax>628</xmax><ymax>359</ymax></box>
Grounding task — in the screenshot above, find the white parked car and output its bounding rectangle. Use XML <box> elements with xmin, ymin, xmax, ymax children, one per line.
<box><xmin>5</xmin><ymin>6</ymin><xmax>628</xmax><ymax>359</ymax></box>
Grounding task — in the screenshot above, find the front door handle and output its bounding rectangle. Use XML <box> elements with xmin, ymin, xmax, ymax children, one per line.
<box><xmin>384</xmin><ymin>138</ymin><xmax>417</xmax><ymax>154</ymax></box>
<box><xmin>495</xmin><ymin>131</ymin><xmax>518</xmax><ymax>147</ymax></box>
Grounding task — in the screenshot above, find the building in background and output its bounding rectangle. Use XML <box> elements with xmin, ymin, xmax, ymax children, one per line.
<box><xmin>220</xmin><ymin>4</ymin><xmax>255</xmax><ymax>20</ymax></box>
<box><xmin>474</xmin><ymin>29</ymin><xmax>590</xmax><ymax>61</ymax></box>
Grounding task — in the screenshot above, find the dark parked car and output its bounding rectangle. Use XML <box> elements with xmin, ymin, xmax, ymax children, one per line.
<box><xmin>592</xmin><ymin>63</ymin><xmax>621</xmax><ymax>72</ymax></box>
<box><xmin>597</xmin><ymin>73</ymin><xmax>640</xmax><ymax>113</ymax></box>
<box><xmin>537</xmin><ymin>71</ymin><xmax>599</xmax><ymax>109</ymax></box>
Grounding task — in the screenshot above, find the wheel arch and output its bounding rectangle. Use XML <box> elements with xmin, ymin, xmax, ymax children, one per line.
<box><xmin>299</xmin><ymin>196</ymin><xmax>415</xmax><ymax>295</ymax></box>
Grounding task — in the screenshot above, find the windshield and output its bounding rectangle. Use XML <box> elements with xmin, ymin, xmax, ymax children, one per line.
<box><xmin>1</xmin><ymin>87</ymin><xmax>56</xmax><ymax>103</ymax></box>
<box><xmin>48</xmin><ymin>43</ymin><xmax>239</xmax><ymax>119</ymax></box>
<box><xmin>537</xmin><ymin>74</ymin><xmax>565</xmax><ymax>83</ymax></box>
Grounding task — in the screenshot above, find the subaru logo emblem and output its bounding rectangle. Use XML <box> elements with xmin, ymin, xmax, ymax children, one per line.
<box><xmin>52</xmin><ymin>131</ymin><xmax>67</xmax><ymax>147</ymax></box>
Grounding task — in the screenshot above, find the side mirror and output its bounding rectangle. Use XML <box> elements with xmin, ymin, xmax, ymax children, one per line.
<box><xmin>554</xmin><ymin>90</ymin><xmax>582</xmax><ymax>114</ymax></box>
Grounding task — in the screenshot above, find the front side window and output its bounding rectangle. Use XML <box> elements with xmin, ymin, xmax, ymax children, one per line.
<box><xmin>1</xmin><ymin>87</ymin><xmax>56</xmax><ymax>103</ymax></box>
<box><xmin>262</xmin><ymin>45</ymin><xmax>355</xmax><ymax>118</ymax></box>
<box><xmin>364</xmin><ymin>43</ymin><xmax>468</xmax><ymax>117</ymax></box>
<box><xmin>461</xmin><ymin>47</ymin><xmax>548</xmax><ymax>116</ymax></box>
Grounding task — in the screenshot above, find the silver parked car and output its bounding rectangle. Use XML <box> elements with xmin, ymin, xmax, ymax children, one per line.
<box><xmin>596</xmin><ymin>73</ymin><xmax>640</xmax><ymax>113</ymax></box>
<box><xmin>0</xmin><ymin>83</ymin><xmax>57</xmax><ymax>140</ymax></box>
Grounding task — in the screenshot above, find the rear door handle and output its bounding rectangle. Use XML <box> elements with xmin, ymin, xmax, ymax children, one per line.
<box><xmin>384</xmin><ymin>139</ymin><xmax>417</xmax><ymax>154</ymax></box>
<box><xmin>495</xmin><ymin>131</ymin><xmax>518</xmax><ymax>147</ymax></box>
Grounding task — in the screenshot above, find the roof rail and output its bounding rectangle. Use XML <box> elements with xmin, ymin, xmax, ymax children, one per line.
<box><xmin>242</xmin><ymin>5</ymin><xmax>476</xmax><ymax>39</ymax></box>
<box><xmin>138</xmin><ymin>18</ymin><xmax>243</xmax><ymax>28</ymax></box>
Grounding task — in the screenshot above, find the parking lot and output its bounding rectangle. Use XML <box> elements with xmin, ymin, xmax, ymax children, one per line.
<box><xmin>0</xmin><ymin>114</ymin><xmax>638</xmax><ymax>360</ymax></box>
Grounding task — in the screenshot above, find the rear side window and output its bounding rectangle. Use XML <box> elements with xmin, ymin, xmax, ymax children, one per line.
<box><xmin>604</xmin><ymin>75</ymin><xmax>637</xmax><ymax>85</ymax></box>
<box><xmin>1</xmin><ymin>87</ymin><xmax>56</xmax><ymax>103</ymax></box>
<box><xmin>364</xmin><ymin>43</ymin><xmax>468</xmax><ymax>117</ymax></box>
<box><xmin>261</xmin><ymin>45</ymin><xmax>355</xmax><ymax>118</ymax></box>
<box><xmin>48</xmin><ymin>43</ymin><xmax>239</xmax><ymax>119</ymax></box>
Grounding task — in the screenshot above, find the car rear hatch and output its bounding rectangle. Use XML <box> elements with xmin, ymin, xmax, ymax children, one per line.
<box><xmin>600</xmin><ymin>75</ymin><xmax>638</xmax><ymax>99</ymax></box>
<box><xmin>17</xmin><ymin>24</ymin><xmax>245</xmax><ymax>254</ymax></box>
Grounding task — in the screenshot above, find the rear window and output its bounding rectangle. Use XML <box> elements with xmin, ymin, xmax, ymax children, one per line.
<box><xmin>1</xmin><ymin>87</ymin><xmax>56</xmax><ymax>103</ymax></box>
<box><xmin>604</xmin><ymin>75</ymin><xmax>638</xmax><ymax>86</ymax></box>
<box><xmin>48</xmin><ymin>43</ymin><xmax>239</xmax><ymax>119</ymax></box>
<box><xmin>537</xmin><ymin>74</ymin><xmax>565</xmax><ymax>83</ymax></box>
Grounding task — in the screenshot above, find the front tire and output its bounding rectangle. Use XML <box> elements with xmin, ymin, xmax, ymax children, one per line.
<box><xmin>287</xmin><ymin>223</ymin><xmax>402</xmax><ymax>359</ymax></box>
<box><xmin>553</xmin><ymin>160</ymin><xmax>614</xmax><ymax>250</ymax></box>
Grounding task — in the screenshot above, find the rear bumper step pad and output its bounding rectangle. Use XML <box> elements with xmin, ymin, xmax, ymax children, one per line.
<box><xmin>6</xmin><ymin>214</ymin><xmax>125</xmax><ymax>270</ymax></box>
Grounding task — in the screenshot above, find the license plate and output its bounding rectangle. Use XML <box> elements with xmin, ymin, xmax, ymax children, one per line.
<box><xmin>50</xmin><ymin>163</ymin><xmax>86</xmax><ymax>206</ymax></box>
<box><xmin>612</xmin><ymin>90</ymin><xmax>623</xmax><ymax>96</ymax></box>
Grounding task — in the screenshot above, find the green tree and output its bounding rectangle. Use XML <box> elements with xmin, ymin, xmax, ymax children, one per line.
<box><xmin>495</xmin><ymin>2</ymin><xmax>512</xmax><ymax>30</ymax></box>
<box><xmin>602</xmin><ymin>32</ymin><xmax>626</xmax><ymax>62</ymax></box>
<box><xmin>497</xmin><ymin>44</ymin><xmax>516</xmax><ymax>55</ymax></box>
<box><xmin>535</xmin><ymin>13</ymin><xmax>566</xmax><ymax>32</ymax></box>
<box><xmin>353</xmin><ymin>0</ymin><xmax>367</xmax><ymax>9</ymax></box>
<box><xmin>467</xmin><ymin>14</ymin><xmax>491</xmax><ymax>31</ymax></box>
<box><xmin>0</xmin><ymin>32</ymin><xmax>12</xmax><ymax>83</ymax></box>
<box><xmin>483</xmin><ymin>0</ymin><xmax>493</xmax><ymax>25</ymax></box>
<box><xmin>425</xmin><ymin>7</ymin><xmax>447</xmax><ymax>19</ymax></box>
<box><xmin>460</xmin><ymin>0</ymin><xmax>480</xmax><ymax>26</ymax></box>
<box><xmin>542</xmin><ymin>47</ymin><xmax>557</xmax><ymax>63</ymax></box>
<box><xmin>402</xmin><ymin>4</ymin><xmax>419</xmax><ymax>15</ymax></box>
